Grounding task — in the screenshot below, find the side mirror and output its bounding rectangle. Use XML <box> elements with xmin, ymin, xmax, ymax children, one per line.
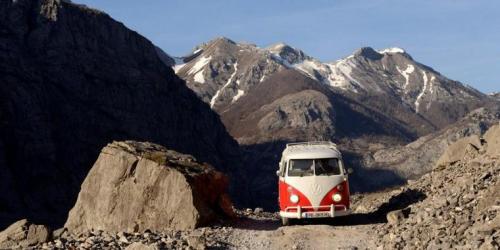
<box><xmin>276</xmin><ymin>170</ymin><xmax>281</xmax><ymax>177</ymax></box>
<box><xmin>347</xmin><ymin>168</ymin><xmax>354</xmax><ymax>174</ymax></box>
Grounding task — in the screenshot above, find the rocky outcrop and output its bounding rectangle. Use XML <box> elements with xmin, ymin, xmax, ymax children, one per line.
<box><xmin>484</xmin><ymin>124</ymin><xmax>500</xmax><ymax>157</ymax></box>
<box><xmin>435</xmin><ymin>135</ymin><xmax>481</xmax><ymax>168</ymax></box>
<box><xmin>65</xmin><ymin>141</ymin><xmax>234</xmax><ymax>233</ymax></box>
<box><xmin>375</xmin><ymin>125</ymin><xmax>500</xmax><ymax>249</ymax></box>
<box><xmin>366</xmin><ymin>107</ymin><xmax>500</xmax><ymax>179</ymax></box>
<box><xmin>0</xmin><ymin>0</ymin><xmax>240</xmax><ymax>228</ymax></box>
<box><xmin>0</xmin><ymin>219</ymin><xmax>51</xmax><ymax>249</ymax></box>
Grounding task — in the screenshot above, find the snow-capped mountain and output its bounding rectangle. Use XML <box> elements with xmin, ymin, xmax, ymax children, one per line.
<box><xmin>174</xmin><ymin>37</ymin><xmax>283</xmax><ymax>110</ymax></box>
<box><xmin>172</xmin><ymin>37</ymin><xmax>489</xmax><ymax>141</ymax></box>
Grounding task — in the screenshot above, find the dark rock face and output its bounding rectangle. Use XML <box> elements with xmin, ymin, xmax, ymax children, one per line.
<box><xmin>0</xmin><ymin>0</ymin><xmax>239</xmax><ymax>229</ymax></box>
<box><xmin>354</xmin><ymin>47</ymin><xmax>383</xmax><ymax>60</ymax></box>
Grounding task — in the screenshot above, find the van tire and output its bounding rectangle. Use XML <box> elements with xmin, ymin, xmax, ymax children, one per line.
<box><xmin>281</xmin><ymin>217</ymin><xmax>290</xmax><ymax>226</ymax></box>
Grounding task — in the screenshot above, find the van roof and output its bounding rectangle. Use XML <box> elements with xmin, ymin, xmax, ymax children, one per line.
<box><xmin>281</xmin><ymin>141</ymin><xmax>341</xmax><ymax>160</ymax></box>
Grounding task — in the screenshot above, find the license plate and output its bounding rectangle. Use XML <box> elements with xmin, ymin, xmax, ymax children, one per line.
<box><xmin>303</xmin><ymin>212</ymin><xmax>330</xmax><ymax>218</ymax></box>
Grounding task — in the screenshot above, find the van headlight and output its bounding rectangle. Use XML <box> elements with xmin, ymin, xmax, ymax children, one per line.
<box><xmin>290</xmin><ymin>194</ymin><xmax>299</xmax><ymax>204</ymax></box>
<box><xmin>332</xmin><ymin>193</ymin><xmax>342</xmax><ymax>202</ymax></box>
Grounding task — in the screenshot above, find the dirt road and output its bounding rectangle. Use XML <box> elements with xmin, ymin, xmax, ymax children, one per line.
<box><xmin>202</xmin><ymin>206</ymin><xmax>386</xmax><ymax>249</ymax></box>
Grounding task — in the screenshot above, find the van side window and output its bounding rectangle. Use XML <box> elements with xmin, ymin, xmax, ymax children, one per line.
<box><xmin>315</xmin><ymin>158</ymin><xmax>341</xmax><ymax>176</ymax></box>
<box><xmin>279</xmin><ymin>161</ymin><xmax>286</xmax><ymax>177</ymax></box>
<box><xmin>288</xmin><ymin>159</ymin><xmax>314</xmax><ymax>177</ymax></box>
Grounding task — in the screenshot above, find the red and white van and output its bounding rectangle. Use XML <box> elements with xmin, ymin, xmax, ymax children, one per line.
<box><xmin>276</xmin><ymin>141</ymin><xmax>352</xmax><ymax>225</ymax></box>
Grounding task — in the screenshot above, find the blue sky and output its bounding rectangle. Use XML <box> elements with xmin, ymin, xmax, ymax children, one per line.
<box><xmin>75</xmin><ymin>0</ymin><xmax>499</xmax><ymax>93</ymax></box>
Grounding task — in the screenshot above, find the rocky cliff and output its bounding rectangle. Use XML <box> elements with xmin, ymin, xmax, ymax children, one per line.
<box><xmin>0</xmin><ymin>0</ymin><xmax>239</xmax><ymax>229</ymax></box>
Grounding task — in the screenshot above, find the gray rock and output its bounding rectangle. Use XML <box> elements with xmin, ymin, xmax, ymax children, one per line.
<box><xmin>387</xmin><ymin>210</ymin><xmax>406</xmax><ymax>225</ymax></box>
<box><xmin>64</xmin><ymin>141</ymin><xmax>234</xmax><ymax>233</ymax></box>
<box><xmin>0</xmin><ymin>219</ymin><xmax>51</xmax><ymax>249</ymax></box>
<box><xmin>484</xmin><ymin>124</ymin><xmax>500</xmax><ymax>158</ymax></box>
<box><xmin>254</xmin><ymin>207</ymin><xmax>264</xmax><ymax>214</ymax></box>
<box><xmin>52</xmin><ymin>227</ymin><xmax>67</xmax><ymax>239</ymax></box>
<box><xmin>187</xmin><ymin>235</ymin><xmax>206</xmax><ymax>250</ymax></box>
<box><xmin>436</xmin><ymin>135</ymin><xmax>482</xmax><ymax>168</ymax></box>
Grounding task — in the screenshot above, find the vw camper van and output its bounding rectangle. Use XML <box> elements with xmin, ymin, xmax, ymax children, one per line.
<box><xmin>276</xmin><ymin>141</ymin><xmax>351</xmax><ymax>225</ymax></box>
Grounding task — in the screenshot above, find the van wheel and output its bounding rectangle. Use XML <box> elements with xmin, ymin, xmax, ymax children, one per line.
<box><xmin>281</xmin><ymin>217</ymin><xmax>290</xmax><ymax>226</ymax></box>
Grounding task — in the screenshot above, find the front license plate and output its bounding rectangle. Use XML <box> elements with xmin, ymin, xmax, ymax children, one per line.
<box><xmin>303</xmin><ymin>212</ymin><xmax>330</xmax><ymax>218</ymax></box>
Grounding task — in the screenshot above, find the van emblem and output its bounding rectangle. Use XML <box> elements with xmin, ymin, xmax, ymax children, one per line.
<box><xmin>312</xmin><ymin>183</ymin><xmax>322</xmax><ymax>195</ymax></box>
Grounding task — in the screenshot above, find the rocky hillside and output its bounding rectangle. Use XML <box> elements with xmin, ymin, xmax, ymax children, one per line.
<box><xmin>375</xmin><ymin>124</ymin><xmax>500</xmax><ymax>249</ymax></box>
<box><xmin>0</xmin><ymin>0</ymin><xmax>240</xmax><ymax>229</ymax></box>
<box><xmin>365</xmin><ymin>106</ymin><xmax>500</xmax><ymax>179</ymax></box>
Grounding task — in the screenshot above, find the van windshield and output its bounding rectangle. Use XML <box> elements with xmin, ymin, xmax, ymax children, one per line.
<box><xmin>288</xmin><ymin>159</ymin><xmax>314</xmax><ymax>177</ymax></box>
<box><xmin>315</xmin><ymin>158</ymin><xmax>341</xmax><ymax>176</ymax></box>
<box><xmin>288</xmin><ymin>158</ymin><xmax>342</xmax><ymax>176</ymax></box>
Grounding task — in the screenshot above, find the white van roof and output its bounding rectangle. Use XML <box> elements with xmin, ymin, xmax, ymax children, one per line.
<box><xmin>281</xmin><ymin>141</ymin><xmax>341</xmax><ymax>160</ymax></box>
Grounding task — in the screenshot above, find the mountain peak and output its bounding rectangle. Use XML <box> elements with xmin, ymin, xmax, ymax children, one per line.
<box><xmin>353</xmin><ymin>47</ymin><xmax>383</xmax><ymax>60</ymax></box>
<box><xmin>266</xmin><ymin>42</ymin><xmax>309</xmax><ymax>65</ymax></box>
<box><xmin>267</xmin><ymin>42</ymin><xmax>290</xmax><ymax>50</ymax></box>
<box><xmin>212</xmin><ymin>36</ymin><xmax>236</xmax><ymax>44</ymax></box>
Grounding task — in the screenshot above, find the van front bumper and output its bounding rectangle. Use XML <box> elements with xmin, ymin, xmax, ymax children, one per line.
<box><xmin>280</xmin><ymin>204</ymin><xmax>350</xmax><ymax>219</ymax></box>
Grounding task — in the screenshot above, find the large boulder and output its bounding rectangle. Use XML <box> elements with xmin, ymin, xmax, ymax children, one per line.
<box><xmin>435</xmin><ymin>135</ymin><xmax>482</xmax><ymax>168</ymax></box>
<box><xmin>0</xmin><ymin>219</ymin><xmax>51</xmax><ymax>249</ymax></box>
<box><xmin>64</xmin><ymin>141</ymin><xmax>234</xmax><ymax>233</ymax></box>
<box><xmin>484</xmin><ymin>124</ymin><xmax>500</xmax><ymax>158</ymax></box>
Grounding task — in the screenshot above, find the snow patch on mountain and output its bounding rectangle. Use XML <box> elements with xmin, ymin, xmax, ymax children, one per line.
<box><xmin>193</xmin><ymin>69</ymin><xmax>205</xmax><ymax>83</ymax></box>
<box><xmin>232</xmin><ymin>89</ymin><xmax>245</xmax><ymax>103</ymax></box>
<box><xmin>429</xmin><ymin>76</ymin><xmax>435</xmax><ymax>95</ymax></box>
<box><xmin>210</xmin><ymin>62</ymin><xmax>238</xmax><ymax>108</ymax></box>
<box><xmin>173</xmin><ymin>63</ymin><xmax>186</xmax><ymax>73</ymax></box>
<box><xmin>269</xmin><ymin>54</ymin><xmax>292</xmax><ymax>68</ymax></box>
<box><xmin>293</xmin><ymin>59</ymin><xmax>324</xmax><ymax>80</ymax></box>
<box><xmin>290</xmin><ymin>55</ymin><xmax>364</xmax><ymax>92</ymax></box>
<box><xmin>415</xmin><ymin>71</ymin><xmax>429</xmax><ymax>113</ymax></box>
<box><xmin>325</xmin><ymin>59</ymin><xmax>363</xmax><ymax>92</ymax></box>
<box><xmin>188</xmin><ymin>56</ymin><xmax>211</xmax><ymax>75</ymax></box>
<box><xmin>396</xmin><ymin>64</ymin><xmax>415</xmax><ymax>91</ymax></box>
<box><xmin>259</xmin><ymin>74</ymin><xmax>267</xmax><ymax>83</ymax></box>
<box><xmin>378</xmin><ymin>47</ymin><xmax>406</xmax><ymax>54</ymax></box>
